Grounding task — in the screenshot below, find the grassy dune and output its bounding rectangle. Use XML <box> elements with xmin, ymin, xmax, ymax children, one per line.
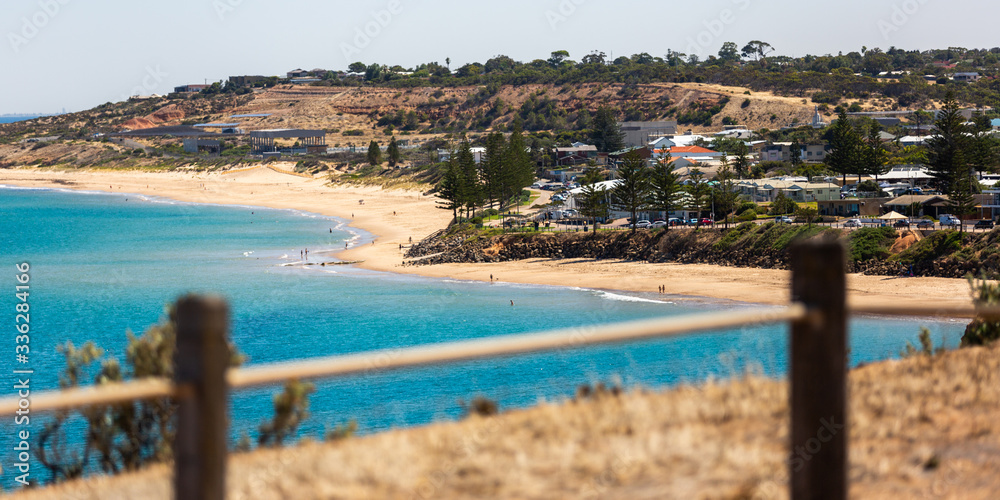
<box><xmin>11</xmin><ymin>341</ymin><xmax>1000</xmax><ymax>499</ymax></box>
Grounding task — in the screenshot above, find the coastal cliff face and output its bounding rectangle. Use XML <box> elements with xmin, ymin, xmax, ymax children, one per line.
<box><xmin>406</xmin><ymin>224</ymin><xmax>1000</xmax><ymax>279</ymax></box>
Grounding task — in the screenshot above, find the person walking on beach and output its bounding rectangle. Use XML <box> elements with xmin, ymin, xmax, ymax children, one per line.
<box><xmin>300</xmin><ymin>250</ymin><xmax>303</xmax><ymax>260</ymax></box>
<box><xmin>305</xmin><ymin>248</ymin><xmax>309</xmax><ymax>260</ymax></box>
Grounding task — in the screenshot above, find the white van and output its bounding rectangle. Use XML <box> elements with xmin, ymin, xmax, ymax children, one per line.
<box><xmin>939</xmin><ymin>214</ymin><xmax>961</xmax><ymax>227</ymax></box>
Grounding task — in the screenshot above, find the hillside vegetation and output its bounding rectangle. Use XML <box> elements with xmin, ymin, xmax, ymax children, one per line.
<box><xmin>12</xmin><ymin>340</ymin><xmax>1000</xmax><ymax>499</ymax></box>
<box><xmin>407</xmin><ymin>223</ymin><xmax>1000</xmax><ymax>279</ymax></box>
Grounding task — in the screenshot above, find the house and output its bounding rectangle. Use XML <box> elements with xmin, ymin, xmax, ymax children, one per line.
<box><xmin>714</xmin><ymin>129</ymin><xmax>753</xmax><ymax>140</ymax></box>
<box><xmin>647</xmin><ymin>137</ymin><xmax>676</xmax><ymax>149</ymax></box>
<box><xmin>878</xmin><ymin>165</ymin><xmax>935</xmax><ymax>188</ymax></box>
<box><xmin>801</xmin><ymin>144</ymin><xmax>830</xmax><ymax>162</ymax></box>
<box><xmin>899</xmin><ymin>135</ymin><xmax>932</xmax><ymax>147</ymax></box>
<box><xmin>437</xmin><ymin>147</ymin><xmax>486</xmax><ymax>164</ymax></box>
<box><xmin>608</xmin><ymin>146</ymin><xmax>651</xmax><ymax>162</ymax></box>
<box><xmin>228</xmin><ymin>75</ymin><xmax>267</xmax><ymax>87</ymax></box>
<box><xmin>286</xmin><ymin>69</ymin><xmax>310</xmax><ymax>79</ymax></box>
<box><xmin>953</xmin><ymin>72</ymin><xmax>981</xmax><ymax>83</ymax></box>
<box><xmin>619</xmin><ymin>121</ymin><xmax>679</xmax><ymax>147</ymax></box>
<box><xmin>882</xmin><ymin>195</ymin><xmax>951</xmax><ymax>218</ymax></box>
<box><xmin>874</xmin><ymin>117</ymin><xmax>901</xmax><ymax>127</ymax></box>
<box><xmin>553</xmin><ymin>145</ymin><xmax>598</xmax><ymax>165</ymax></box>
<box><xmin>183</xmin><ymin>139</ymin><xmax>221</xmax><ymax>154</ymax></box>
<box><xmin>760</xmin><ymin>142</ymin><xmax>793</xmax><ymax>162</ymax></box>
<box><xmin>817</xmin><ymin>198</ymin><xmax>889</xmax><ymax>217</ymax></box>
<box><xmin>668</xmin><ymin>146</ymin><xmax>722</xmax><ymax>159</ymax></box>
<box><xmin>173</xmin><ymin>84</ymin><xmax>209</xmax><ymax>93</ymax></box>
<box><xmin>736</xmin><ymin>179</ymin><xmax>841</xmax><ymax>203</ymax></box>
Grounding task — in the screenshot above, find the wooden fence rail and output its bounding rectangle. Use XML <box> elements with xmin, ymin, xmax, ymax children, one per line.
<box><xmin>3</xmin><ymin>240</ymin><xmax>997</xmax><ymax>499</ymax></box>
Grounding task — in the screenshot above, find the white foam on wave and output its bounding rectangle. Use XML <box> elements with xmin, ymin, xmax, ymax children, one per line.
<box><xmin>597</xmin><ymin>291</ymin><xmax>673</xmax><ymax>304</ymax></box>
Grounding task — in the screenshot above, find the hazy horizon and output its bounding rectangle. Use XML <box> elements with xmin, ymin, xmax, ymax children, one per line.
<box><xmin>3</xmin><ymin>0</ymin><xmax>1000</xmax><ymax>114</ymax></box>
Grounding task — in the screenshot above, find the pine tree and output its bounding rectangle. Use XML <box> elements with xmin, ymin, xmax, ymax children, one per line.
<box><xmin>825</xmin><ymin>111</ymin><xmax>863</xmax><ymax>185</ymax></box>
<box><xmin>713</xmin><ymin>157</ymin><xmax>741</xmax><ymax>228</ymax></box>
<box><xmin>481</xmin><ymin>132</ymin><xmax>506</xmax><ymax>210</ymax></box>
<box><xmin>387</xmin><ymin>136</ymin><xmax>401</xmax><ymax>167</ymax></box>
<box><xmin>967</xmin><ymin>114</ymin><xmax>998</xmax><ymax>178</ymax></box>
<box><xmin>647</xmin><ymin>157</ymin><xmax>683</xmax><ymax>231</ymax></box>
<box><xmin>862</xmin><ymin>120</ymin><xmax>890</xmax><ymax>181</ymax></box>
<box><xmin>926</xmin><ymin>91</ymin><xmax>970</xmax><ymax>195</ymax></box>
<box><xmin>948</xmin><ymin>172</ymin><xmax>977</xmax><ymax>233</ymax></box>
<box><xmin>366</xmin><ymin>140</ymin><xmax>382</xmax><ymax>166</ymax></box>
<box><xmin>436</xmin><ymin>154</ymin><xmax>463</xmax><ymax>221</ymax></box>
<box><xmin>577</xmin><ymin>167</ymin><xmax>609</xmax><ymax>231</ymax></box>
<box><xmin>731</xmin><ymin>140</ymin><xmax>751</xmax><ymax>178</ymax></box>
<box><xmin>612</xmin><ymin>151</ymin><xmax>651</xmax><ymax>233</ymax></box>
<box><xmin>456</xmin><ymin>140</ymin><xmax>482</xmax><ymax>219</ymax></box>
<box><xmin>589</xmin><ymin>106</ymin><xmax>625</xmax><ymax>153</ymax></box>
<box><xmin>504</xmin><ymin>120</ymin><xmax>534</xmax><ymax>212</ymax></box>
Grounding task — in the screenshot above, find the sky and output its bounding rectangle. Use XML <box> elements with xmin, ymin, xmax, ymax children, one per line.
<box><xmin>2</xmin><ymin>0</ymin><xmax>999</xmax><ymax>114</ymax></box>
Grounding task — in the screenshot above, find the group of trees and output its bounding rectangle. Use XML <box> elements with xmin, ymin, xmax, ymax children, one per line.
<box><xmin>335</xmin><ymin>45</ymin><xmax>1000</xmax><ymax>111</ymax></box>
<box><xmin>436</xmin><ymin>123</ymin><xmax>535</xmax><ymax>219</ymax></box>
<box><xmin>366</xmin><ymin>136</ymin><xmax>402</xmax><ymax>167</ymax></box>
<box><xmin>825</xmin><ymin>111</ymin><xmax>892</xmax><ymax>184</ymax></box>
<box><xmin>575</xmin><ymin>152</ymin><xmax>740</xmax><ymax>232</ymax></box>
<box><xmin>925</xmin><ymin>92</ymin><xmax>999</xmax><ymax>226</ymax></box>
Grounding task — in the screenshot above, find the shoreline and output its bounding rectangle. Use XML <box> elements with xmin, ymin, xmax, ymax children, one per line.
<box><xmin>0</xmin><ymin>166</ymin><xmax>976</xmax><ymax>309</ymax></box>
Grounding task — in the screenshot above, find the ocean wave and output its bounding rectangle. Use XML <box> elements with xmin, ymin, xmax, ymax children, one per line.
<box><xmin>597</xmin><ymin>291</ymin><xmax>673</xmax><ymax>304</ymax></box>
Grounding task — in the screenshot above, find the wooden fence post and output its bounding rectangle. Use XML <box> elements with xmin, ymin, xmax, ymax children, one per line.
<box><xmin>174</xmin><ymin>296</ymin><xmax>230</xmax><ymax>500</ymax></box>
<box><xmin>789</xmin><ymin>240</ymin><xmax>847</xmax><ymax>500</ymax></box>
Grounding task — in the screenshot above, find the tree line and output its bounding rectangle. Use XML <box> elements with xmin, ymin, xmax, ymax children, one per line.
<box><xmin>436</xmin><ymin>122</ymin><xmax>535</xmax><ymax>220</ymax></box>
<box><xmin>576</xmin><ymin>151</ymin><xmax>740</xmax><ymax>232</ymax></box>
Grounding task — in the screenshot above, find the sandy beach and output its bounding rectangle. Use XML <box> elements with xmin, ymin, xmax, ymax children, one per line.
<box><xmin>0</xmin><ymin>166</ymin><xmax>974</xmax><ymax>308</ymax></box>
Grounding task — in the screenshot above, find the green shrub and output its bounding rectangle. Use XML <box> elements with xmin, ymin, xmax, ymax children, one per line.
<box><xmin>893</xmin><ymin>230</ymin><xmax>963</xmax><ymax>264</ymax></box>
<box><xmin>737</xmin><ymin>208</ymin><xmax>758</xmax><ymax>222</ymax></box>
<box><xmin>769</xmin><ymin>192</ymin><xmax>799</xmax><ymax>215</ymax></box>
<box><xmin>962</xmin><ymin>274</ymin><xmax>1000</xmax><ymax>346</ymax></box>
<box><xmin>849</xmin><ymin>226</ymin><xmax>897</xmax><ymax>262</ymax></box>
<box><xmin>713</xmin><ymin>221</ymin><xmax>757</xmax><ymax>251</ymax></box>
<box><xmin>736</xmin><ymin>201</ymin><xmax>759</xmax><ymax>214</ymax></box>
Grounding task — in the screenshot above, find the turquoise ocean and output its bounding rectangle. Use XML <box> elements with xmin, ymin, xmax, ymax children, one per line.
<box><xmin>0</xmin><ymin>186</ymin><xmax>967</xmax><ymax>482</ymax></box>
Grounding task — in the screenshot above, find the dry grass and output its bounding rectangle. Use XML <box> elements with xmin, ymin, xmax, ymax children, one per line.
<box><xmin>12</xmin><ymin>341</ymin><xmax>1000</xmax><ymax>500</ymax></box>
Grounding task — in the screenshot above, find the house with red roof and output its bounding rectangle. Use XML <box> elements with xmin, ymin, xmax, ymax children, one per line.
<box><xmin>668</xmin><ymin>146</ymin><xmax>723</xmax><ymax>158</ymax></box>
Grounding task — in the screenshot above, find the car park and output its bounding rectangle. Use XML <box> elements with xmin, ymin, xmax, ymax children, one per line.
<box><xmin>843</xmin><ymin>219</ymin><xmax>862</xmax><ymax>228</ymax></box>
<box><xmin>974</xmin><ymin>220</ymin><xmax>995</xmax><ymax>230</ymax></box>
<box><xmin>915</xmin><ymin>220</ymin><xmax>935</xmax><ymax>229</ymax></box>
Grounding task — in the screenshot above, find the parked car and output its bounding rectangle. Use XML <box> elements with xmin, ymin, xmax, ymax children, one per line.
<box><xmin>699</xmin><ymin>218</ymin><xmax>714</xmax><ymax>226</ymax></box>
<box><xmin>687</xmin><ymin>218</ymin><xmax>699</xmax><ymax>226</ymax></box>
<box><xmin>939</xmin><ymin>214</ymin><xmax>961</xmax><ymax>227</ymax></box>
<box><xmin>631</xmin><ymin>220</ymin><xmax>652</xmax><ymax>229</ymax></box>
<box><xmin>893</xmin><ymin>219</ymin><xmax>911</xmax><ymax>229</ymax></box>
<box><xmin>915</xmin><ymin>219</ymin><xmax>935</xmax><ymax>229</ymax></box>
<box><xmin>651</xmin><ymin>220</ymin><xmax>667</xmax><ymax>228</ymax></box>
<box><xmin>775</xmin><ymin>216</ymin><xmax>794</xmax><ymax>224</ymax></box>
<box><xmin>974</xmin><ymin>219</ymin><xmax>995</xmax><ymax>230</ymax></box>
<box><xmin>668</xmin><ymin>218</ymin><xmax>684</xmax><ymax>226</ymax></box>
<box><xmin>843</xmin><ymin>218</ymin><xmax>863</xmax><ymax>228</ymax></box>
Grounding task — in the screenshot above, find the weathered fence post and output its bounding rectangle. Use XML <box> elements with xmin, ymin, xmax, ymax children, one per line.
<box><xmin>789</xmin><ymin>240</ymin><xmax>847</xmax><ymax>500</ymax></box>
<box><xmin>174</xmin><ymin>295</ymin><xmax>230</xmax><ymax>500</ymax></box>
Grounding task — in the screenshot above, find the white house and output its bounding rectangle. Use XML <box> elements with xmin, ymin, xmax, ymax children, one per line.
<box><xmin>736</xmin><ymin>179</ymin><xmax>841</xmax><ymax>203</ymax></box>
